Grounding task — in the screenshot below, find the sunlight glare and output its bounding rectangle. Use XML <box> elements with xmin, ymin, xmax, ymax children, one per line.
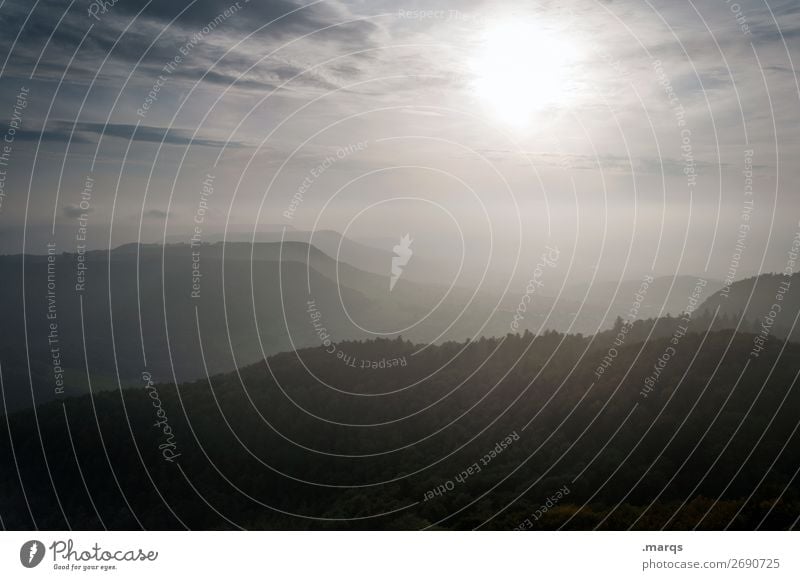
<box><xmin>471</xmin><ymin>20</ymin><xmax>579</xmax><ymax>128</ymax></box>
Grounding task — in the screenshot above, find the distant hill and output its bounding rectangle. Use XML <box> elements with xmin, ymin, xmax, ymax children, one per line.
<box><xmin>1</xmin><ymin>240</ymin><xmax>788</xmax><ymax>414</ymax></box>
<box><xmin>0</xmin><ymin>241</ymin><xmax>371</xmax><ymax>410</ymax></box>
<box><xmin>0</xmin><ymin>330</ymin><xmax>797</xmax><ymax>530</ymax></box>
<box><xmin>165</xmin><ymin>228</ymin><xmax>458</xmax><ymax>287</ymax></box>
<box><xmin>0</xmin><ymin>241</ymin><xmax>546</xmax><ymax>411</ymax></box>
<box><xmin>554</xmin><ymin>275</ymin><xmax>723</xmax><ymax>320</ymax></box>
<box><xmin>695</xmin><ymin>272</ymin><xmax>800</xmax><ymax>340</ymax></box>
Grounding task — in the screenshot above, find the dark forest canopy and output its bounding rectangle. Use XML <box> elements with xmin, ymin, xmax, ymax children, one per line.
<box><xmin>1</xmin><ymin>326</ymin><xmax>798</xmax><ymax>530</ymax></box>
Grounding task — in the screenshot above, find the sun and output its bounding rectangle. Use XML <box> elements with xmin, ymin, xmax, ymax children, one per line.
<box><xmin>470</xmin><ymin>20</ymin><xmax>579</xmax><ymax>128</ymax></box>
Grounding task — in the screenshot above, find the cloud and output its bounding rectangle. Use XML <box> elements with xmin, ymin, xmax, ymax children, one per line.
<box><xmin>62</xmin><ymin>204</ymin><xmax>93</xmax><ymax>218</ymax></box>
<box><xmin>475</xmin><ymin>149</ymin><xmax>730</xmax><ymax>176</ymax></box>
<box><xmin>2</xmin><ymin>120</ymin><xmax>248</xmax><ymax>148</ymax></box>
<box><xmin>106</xmin><ymin>0</ymin><xmax>376</xmax><ymax>42</ymax></box>
<box><xmin>77</xmin><ymin>122</ymin><xmax>246</xmax><ymax>148</ymax></box>
<box><xmin>0</xmin><ymin>0</ymin><xmax>378</xmax><ymax>84</ymax></box>
<box><xmin>145</xmin><ymin>209</ymin><xmax>171</xmax><ymax>219</ymax></box>
<box><xmin>169</xmin><ymin>55</ymin><xmax>343</xmax><ymax>92</ymax></box>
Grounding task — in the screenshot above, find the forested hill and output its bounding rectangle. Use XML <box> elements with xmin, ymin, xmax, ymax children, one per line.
<box><xmin>695</xmin><ymin>272</ymin><xmax>800</xmax><ymax>339</ymax></box>
<box><xmin>0</xmin><ymin>329</ymin><xmax>798</xmax><ymax>530</ymax></box>
<box><xmin>0</xmin><ymin>241</ymin><xmax>514</xmax><ymax>412</ymax></box>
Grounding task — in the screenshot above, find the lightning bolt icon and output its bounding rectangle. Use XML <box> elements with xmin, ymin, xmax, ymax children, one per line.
<box><xmin>390</xmin><ymin>234</ymin><xmax>413</xmax><ymax>291</ymax></box>
<box><xmin>28</xmin><ymin>542</ymin><xmax>38</xmax><ymax>564</ymax></box>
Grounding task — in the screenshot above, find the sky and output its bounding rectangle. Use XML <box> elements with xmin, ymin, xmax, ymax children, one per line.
<box><xmin>0</xmin><ymin>0</ymin><xmax>798</xmax><ymax>285</ymax></box>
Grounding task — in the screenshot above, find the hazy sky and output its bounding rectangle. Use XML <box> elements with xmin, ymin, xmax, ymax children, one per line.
<box><xmin>0</xmin><ymin>0</ymin><xmax>798</xmax><ymax>283</ymax></box>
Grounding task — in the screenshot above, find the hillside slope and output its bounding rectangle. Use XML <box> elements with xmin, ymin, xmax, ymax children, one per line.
<box><xmin>1</xmin><ymin>330</ymin><xmax>797</xmax><ymax>530</ymax></box>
